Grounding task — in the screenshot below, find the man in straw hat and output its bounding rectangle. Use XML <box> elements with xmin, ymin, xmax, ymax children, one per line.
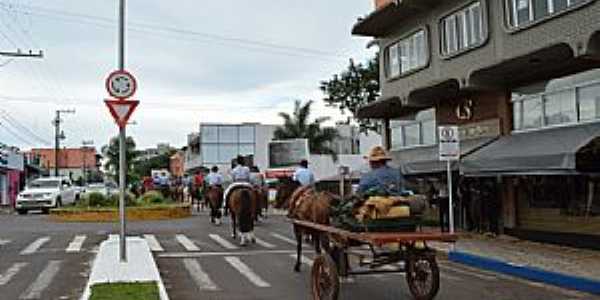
<box><xmin>358</xmin><ymin>146</ymin><xmax>406</xmax><ymax>195</ymax></box>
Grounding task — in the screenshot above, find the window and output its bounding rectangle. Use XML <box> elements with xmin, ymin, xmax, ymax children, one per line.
<box><xmin>390</xmin><ymin>108</ymin><xmax>437</xmax><ymax>149</ymax></box>
<box><xmin>512</xmin><ymin>69</ymin><xmax>600</xmax><ymax>131</ymax></box>
<box><xmin>507</xmin><ymin>0</ymin><xmax>590</xmax><ymax>28</ymax></box>
<box><xmin>442</xmin><ymin>2</ymin><xmax>486</xmax><ymax>56</ymax></box>
<box><xmin>218</xmin><ymin>126</ymin><xmax>237</xmax><ymax>143</ymax></box>
<box><xmin>239</xmin><ymin>126</ymin><xmax>255</xmax><ymax>143</ymax></box>
<box><xmin>202</xmin><ymin>144</ymin><xmax>219</xmax><ymax>164</ymax></box>
<box><xmin>239</xmin><ymin>144</ymin><xmax>255</xmax><ymax>156</ymax></box>
<box><xmin>201</xmin><ymin>126</ymin><xmax>218</xmax><ymax>143</ymax></box>
<box><xmin>218</xmin><ymin>145</ymin><xmax>238</xmax><ymax>163</ymax></box>
<box><xmin>384</xmin><ymin>30</ymin><xmax>428</xmax><ymax>78</ymax></box>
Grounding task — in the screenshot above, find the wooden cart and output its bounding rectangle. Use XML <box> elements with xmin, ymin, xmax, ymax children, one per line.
<box><xmin>293</xmin><ymin>220</ymin><xmax>458</xmax><ymax>300</ymax></box>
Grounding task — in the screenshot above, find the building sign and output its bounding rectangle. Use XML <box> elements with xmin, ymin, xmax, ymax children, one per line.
<box><xmin>458</xmin><ymin>118</ymin><xmax>501</xmax><ymax>141</ymax></box>
<box><xmin>0</xmin><ymin>149</ymin><xmax>24</xmax><ymax>171</ymax></box>
<box><xmin>439</xmin><ymin>126</ymin><xmax>460</xmax><ymax>161</ymax></box>
<box><xmin>268</xmin><ymin>139</ymin><xmax>309</xmax><ymax>168</ymax></box>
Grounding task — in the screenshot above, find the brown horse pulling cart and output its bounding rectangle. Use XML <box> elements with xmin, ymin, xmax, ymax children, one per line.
<box><xmin>293</xmin><ymin>219</ymin><xmax>457</xmax><ymax>300</ymax></box>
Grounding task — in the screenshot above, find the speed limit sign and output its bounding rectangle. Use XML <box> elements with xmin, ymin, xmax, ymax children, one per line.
<box><xmin>106</xmin><ymin>70</ymin><xmax>137</xmax><ymax>99</ymax></box>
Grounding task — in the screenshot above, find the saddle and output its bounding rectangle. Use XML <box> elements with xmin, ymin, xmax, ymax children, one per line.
<box><xmin>224</xmin><ymin>182</ymin><xmax>254</xmax><ymax>203</ymax></box>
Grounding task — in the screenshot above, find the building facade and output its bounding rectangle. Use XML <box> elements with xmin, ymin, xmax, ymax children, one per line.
<box><xmin>0</xmin><ymin>146</ymin><xmax>24</xmax><ymax>208</ymax></box>
<box><xmin>29</xmin><ymin>148</ymin><xmax>100</xmax><ymax>183</ymax></box>
<box><xmin>355</xmin><ymin>0</ymin><xmax>600</xmax><ymax>248</ymax></box>
<box><xmin>185</xmin><ymin>123</ymin><xmax>277</xmax><ymax>176</ymax></box>
<box><xmin>169</xmin><ymin>151</ymin><xmax>185</xmax><ymax>178</ymax></box>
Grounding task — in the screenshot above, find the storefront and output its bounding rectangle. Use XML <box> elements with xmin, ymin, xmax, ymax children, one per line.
<box><xmin>0</xmin><ymin>150</ymin><xmax>24</xmax><ymax>208</ymax></box>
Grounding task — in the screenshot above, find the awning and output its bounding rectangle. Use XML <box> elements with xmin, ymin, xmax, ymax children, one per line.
<box><xmin>461</xmin><ymin>123</ymin><xmax>600</xmax><ymax>176</ymax></box>
<box><xmin>352</xmin><ymin>0</ymin><xmax>439</xmax><ymax>37</ymax></box>
<box><xmin>391</xmin><ymin>138</ymin><xmax>496</xmax><ymax>175</ymax></box>
<box><xmin>356</xmin><ymin>96</ymin><xmax>420</xmax><ymax>119</ymax></box>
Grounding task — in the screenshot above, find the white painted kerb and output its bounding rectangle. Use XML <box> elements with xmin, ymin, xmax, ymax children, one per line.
<box><xmin>81</xmin><ymin>236</ymin><xmax>169</xmax><ymax>300</ymax></box>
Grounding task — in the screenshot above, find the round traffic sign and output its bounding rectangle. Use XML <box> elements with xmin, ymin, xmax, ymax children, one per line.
<box><xmin>106</xmin><ymin>70</ymin><xmax>137</xmax><ymax>99</ymax></box>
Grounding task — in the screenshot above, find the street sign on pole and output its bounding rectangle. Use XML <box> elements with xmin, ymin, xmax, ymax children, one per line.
<box><xmin>105</xmin><ymin>99</ymin><xmax>139</xmax><ymax>129</ymax></box>
<box><xmin>438</xmin><ymin>125</ymin><xmax>460</xmax><ymax>235</ymax></box>
<box><xmin>106</xmin><ymin>69</ymin><xmax>137</xmax><ymax>100</ymax></box>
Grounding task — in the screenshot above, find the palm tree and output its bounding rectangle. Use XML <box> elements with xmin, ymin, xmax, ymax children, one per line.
<box><xmin>274</xmin><ymin>100</ymin><xmax>339</xmax><ymax>157</ymax></box>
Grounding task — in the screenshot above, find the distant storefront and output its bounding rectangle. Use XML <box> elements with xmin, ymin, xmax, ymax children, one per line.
<box><xmin>0</xmin><ymin>150</ymin><xmax>24</xmax><ymax>208</ymax></box>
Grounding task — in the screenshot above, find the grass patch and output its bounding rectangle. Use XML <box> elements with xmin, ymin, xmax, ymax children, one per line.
<box><xmin>90</xmin><ymin>282</ymin><xmax>159</xmax><ymax>300</ymax></box>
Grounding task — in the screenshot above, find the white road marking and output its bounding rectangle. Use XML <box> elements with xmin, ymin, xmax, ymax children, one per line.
<box><xmin>254</xmin><ymin>237</ymin><xmax>276</xmax><ymax>249</ymax></box>
<box><xmin>159</xmin><ymin>249</ymin><xmax>315</xmax><ymax>258</ymax></box>
<box><xmin>208</xmin><ymin>234</ymin><xmax>238</xmax><ymax>250</ymax></box>
<box><xmin>183</xmin><ymin>259</ymin><xmax>220</xmax><ymax>291</ymax></box>
<box><xmin>289</xmin><ymin>254</ymin><xmax>314</xmax><ymax>266</ymax></box>
<box><xmin>224</xmin><ymin>256</ymin><xmax>271</xmax><ymax>288</ymax></box>
<box><xmin>65</xmin><ymin>235</ymin><xmax>87</xmax><ymax>253</ymax></box>
<box><xmin>441</xmin><ymin>273</ymin><xmax>463</xmax><ymax>282</ymax></box>
<box><xmin>20</xmin><ymin>237</ymin><xmax>51</xmax><ymax>255</ymax></box>
<box><xmin>0</xmin><ymin>239</ymin><xmax>11</xmax><ymax>246</ymax></box>
<box><xmin>176</xmin><ymin>234</ymin><xmax>200</xmax><ymax>251</ymax></box>
<box><xmin>0</xmin><ymin>262</ymin><xmax>28</xmax><ymax>285</ymax></box>
<box><xmin>440</xmin><ymin>264</ymin><xmax>497</xmax><ymax>281</ymax></box>
<box><xmin>269</xmin><ymin>233</ymin><xmax>296</xmax><ymax>245</ymax></box>
<box><xmin>19</xmin><ymin>260</ymin><xmax>62</xmax><ymax>299</ymax></box>
<box><xmin>143</xmin><ymin>234</ymin><xmax>164</xmax><ymax>252</ymax></box>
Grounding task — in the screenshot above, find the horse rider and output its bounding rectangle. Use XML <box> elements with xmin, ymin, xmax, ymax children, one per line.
<box><xmin>193</xmin><ymin>170</ymin><xmax>205</xmax><ymax>210</ymax></box>
<box><xmin>358</xmin><ymin>146</ymin><xmax>406</xmax><ymax>196</ymax></box>
<box><xmin>250</xmin><ymin>165</ymin><xmax>266</xmax><ymax>219</ymax></box>
<box><xmin>205</xmin><ymin>165</ymin><xmax>224</xmax><ymax>224</ymax></box>
<box><xmin>231</xmin><ymin>156</ymin><xmax>251</xmax><ymax>183</ymax></box>
<box><xmin>288</xmin><ymin>159</ymin><xmax>315</xmax><ymax>217</ymax></box>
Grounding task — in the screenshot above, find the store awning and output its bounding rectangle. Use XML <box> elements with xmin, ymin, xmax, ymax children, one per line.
<box><xmin>391</xmin><ymin>138</ymin><xmax>496</xmax><ymax>175</ymax></box>
<box><xmin>461</xmin><ymin>123</ymin><xmax>600</xmax><ymax>176</ymax></box>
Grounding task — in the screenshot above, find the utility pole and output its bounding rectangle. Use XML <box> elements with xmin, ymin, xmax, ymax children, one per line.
<box><xmin>0</xmin><ymin>49</ymin><xmax>43</xmax><ymax>58</ymax></box>
<box><xmin>53</xmin><ymin>110</ymin><xmax>75</xmax><ymax>177</ymax></box>
<box><xmin>118</xmin><ymin>0</ymin><xmax>127</xmax><ymax>263</ymax></box>
<box><xmin>82</xmin><ymin>140</ymin><xmax>94</xmax><ymax>185</ymax></box>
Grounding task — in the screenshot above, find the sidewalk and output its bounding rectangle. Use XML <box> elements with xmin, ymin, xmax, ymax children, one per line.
<box><xmin>430</xmin><ymin>233</ymin><xmax>600</xmax><ymax>295</ymax></box>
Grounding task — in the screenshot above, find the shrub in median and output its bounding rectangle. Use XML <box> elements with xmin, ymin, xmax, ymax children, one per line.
<box><xmin>138</xmin><ymin>191</ymin><xmax>169</xmax><ymax>205</ymax></box>
<box><xmin>86</xmin><ymin>192</ymin><xmax>112</xmax><ymax>207</ymax></box>
<box><xmin>109</xmin><ymin>191</ymin><xmax>137</xmax><ymax>207</ymax></box>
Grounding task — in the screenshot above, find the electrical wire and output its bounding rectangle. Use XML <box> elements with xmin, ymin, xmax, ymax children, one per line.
<box><xmin>0</xmin><ymin>110</ymin><xmax>51</xmax><ymax>145</ymax></box>
<box><xmin>0</xmin><ymin>121</ymin><xmax>36</xmax><ymax>145</ymax></box>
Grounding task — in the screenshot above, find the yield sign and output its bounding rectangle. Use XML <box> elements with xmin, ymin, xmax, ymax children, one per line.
<box><xmin>105</xmin><ymin>99</ymin><xmax>139</xmax><ymax>128</ymax></box>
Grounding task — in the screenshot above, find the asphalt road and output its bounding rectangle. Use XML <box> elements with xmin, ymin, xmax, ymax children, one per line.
<box><xmin>0</xmin><ymin>209</ymin><xmax>598</xmax><ymax>300</ymax></box>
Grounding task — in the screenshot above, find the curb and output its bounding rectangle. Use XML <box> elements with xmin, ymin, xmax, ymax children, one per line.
<box><xmin>448</xmin><ymin>251</ymin><xmax>600</xmax><ymax>295</ymax></box>
<box><xmin>81</xmin><ymin>236</ymin><xmax>169</xmax><ymax>300</ymax></box>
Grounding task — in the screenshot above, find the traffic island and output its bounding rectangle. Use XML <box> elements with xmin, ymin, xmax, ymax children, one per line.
<box><xmin>81</xmin><ymin>235</ymin><xmax>169</xmax><ymax>300</ymax></box>
<box><xmin>49</xmin><ymin>204</ymin><xmax>191</xmax><ymax>222</ymax></box>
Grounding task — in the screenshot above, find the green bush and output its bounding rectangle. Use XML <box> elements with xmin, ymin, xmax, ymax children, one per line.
<box><xmin>109</xmin><ymin>192</ymin><xmax>137</xmax><ymax>207</ymax></box>
<box><xmin>87</xmin><ymin>192</ymin><xmax>111</xmax><ymax>207</ymax></box>
<box><xmin>138</xmin><ymin>191</ymin><xmax>168</xmax><ymax>205</ymax></box>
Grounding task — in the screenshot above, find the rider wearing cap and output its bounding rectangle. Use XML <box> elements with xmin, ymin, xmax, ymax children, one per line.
<box><xmin>358</xmin><ymin>146</ymin><xmax>405</xmax><ymax>196</ymax></box>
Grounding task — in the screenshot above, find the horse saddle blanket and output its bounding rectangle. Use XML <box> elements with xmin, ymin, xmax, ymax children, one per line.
<box><xmin>224</xmin><ymin>182</ymin><xmax>254</xmax><ymax>202</ymax></box>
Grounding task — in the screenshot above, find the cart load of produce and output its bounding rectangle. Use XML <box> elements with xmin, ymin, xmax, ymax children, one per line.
<box><xmin>331</xmin><ymin>194</ymin><xmax>427</xmax><ymax>232</ymax></box>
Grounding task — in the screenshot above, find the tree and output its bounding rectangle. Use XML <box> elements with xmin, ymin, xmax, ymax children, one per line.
<box><xmin>320</xmin><ymin>56</ymin><xmax>380</xmax><ymax>132</ymax></box>
<box><xmin>101</xmin><ymin>136</ymin><xmax>139</xmax><ymax>184</ymax></box>
<box><xmin>133</xmin><ymin>149</ymin><xmax>176</xmax><ymax>179</ymax></box>
<box><xmin>274</xmin><ymin>100</ymin><xmax>339</xmax><ymax>158</ymax></box>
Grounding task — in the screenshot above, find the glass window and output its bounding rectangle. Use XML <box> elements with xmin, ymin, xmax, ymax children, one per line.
<box><xmin>422</xmin><ymin>120</ymin><xmax>436</xmax><ymax>145</ymax></box>
<box><xmin>239</xmin><ymin>126</ymin><xmax>255</xmax><ymax>143</ymax></box>
<box><xmin>201</xmin><ymin>126</ymin><xmax>218</xmax><ymax>143</ymax></box>
<box><xmin>533</xmin><ymin>0</ymin><xmax>550</xmax><ymax>20</ymax></box>
<box><xmin>201</xmin><ymin>144</ymin><xmax>219</xmax><ymax>164</ymax></box>
<box><xmin>404</xmin><ymin>123</ymin><xmax>421</xmax><ymax>147</ymax></box>
<box><xmin>385</xmin><ymin>30</ymin><xmax>428</xmax><ymax>78</ymax></box>
<box><xmin>239</xmin><ymin>144</ymin><xmax>255</xmax><ymax>156</ymax></box>
<box><xmin>442</xmin><ymin>2</ymin><xmax>486</xmax><ymax>56</ymax></box>
<box><xmin>522</xmin><ymin>97</ymin><xmax>543</xmax><ymax>129</ymax></box>
<box><xmin>508</xmin><ymin>0</ymin><xmax>591</xmax><ymax>28</ymax></box>
<box><xmin>544</xmin><ymin>90</ymin><xmax>576</xmax><ymax>126</ymax></box>
<box><xmin>218</xmin><ymin>144</ymin><xmax>238</xmax><ymax>163</ymax></box>
<box><xmin>390</xmin><ymin>126</ymin><xmax>404</xmax><ymax>149</ymax></box>
<box><xmin>578</xmin><ymin>83</ymin><xmax>600</xmax><ymax>121</ymax></box>
<box><xmin>218</xmin><ymin>126</ymin><xmax>237</xmax><ymax>143</ymax></box>
<box><xmin>513</xmin><ymin>101</ymin><xmax>523</xmax><ymax>130</ymax></box>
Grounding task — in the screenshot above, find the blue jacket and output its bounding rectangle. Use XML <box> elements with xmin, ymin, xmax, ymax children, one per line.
<box><xmin>358</xmin><ymin>165</ymin><xmax>405</xmax><ymax>195</ymax></box>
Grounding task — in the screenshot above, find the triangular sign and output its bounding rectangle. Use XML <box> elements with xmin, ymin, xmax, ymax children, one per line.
<box><xmin>105</xmin><ymin>99</ymin><xmax>139</xmax><ymax>128</ymax></box>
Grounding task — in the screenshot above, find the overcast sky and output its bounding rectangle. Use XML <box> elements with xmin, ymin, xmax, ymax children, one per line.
<box><xmin>0</xmin><ymin>0</ymin><xmax>375</xmax><ymax>150</ymax></box>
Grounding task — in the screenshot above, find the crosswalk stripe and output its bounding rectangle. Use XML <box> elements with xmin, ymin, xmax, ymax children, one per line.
<box><xmin>208</xmin><ymin>234</ymin><xmax>238</xmax><ymax>250</ymax></box>
<box><xmin>144</xmin><ymin>234</ymin><xmax>164</xmax><ymax>252</ymax></box>
<box><xmin>0</xmin><ymin>239</ymin><xmax>11</xmax><ymax>246</ymax></box>
<box><xmin>224</xmin><ymin>256</ymin><xmax>271</xmax><ymax>288</ymax></box>
<box><xmin>289</xmin><ymin>254</ymin><xmax>314</xmax><ymax>266</ymax></box>
<box><xmin>19</xmin><ymin>260</ymin><xmax>62</xmax><ymax>299</ymax></box>
<box><xmin>176</xmin><ymin>234</ymin><xmax>200</xmax><ymax>251</ymax></box>
<box><xmin>65</xmin><ymin>235</ymin><xmax>87</xmax><ymax>253</ymax></box>
<box><xmin>20</xmin><ymin>237</ymin><xmax>50</xmax><ymax>255</ymax></box>
<box><xmin>183</xmin><ymin>259</ymin><xmax>220</xmax><ymax>291</ymax></box>
<box><xmin>254</xmin><ymin>237</ymin><xmax>276</xmax><ymax>249</ymax></box>
<box><xmin>0</xmin><ymin>262</ymin><xmax>28</xmax><ymax>286</ymax></box>
<box><xmin>269</xmin><ymin>233</ymin><xmax>296</xmax><ymax>245</ymax></box>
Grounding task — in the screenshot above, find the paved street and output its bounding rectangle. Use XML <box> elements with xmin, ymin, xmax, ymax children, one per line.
<box><xmin>0</xmin><ymin>211</ymin><xmax>597</xmax><ymax>300</ymax></box>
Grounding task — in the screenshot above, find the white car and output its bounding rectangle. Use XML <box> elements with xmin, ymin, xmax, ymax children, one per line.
<box><xmin>15</xmin><ymin>177</ymin><xmax>78</xmax><ymax>215</ymax></box>
<box><xmin>83</xmin><ymin>183</ymin><xmax>117</xmax><ymax>197</ymax></box>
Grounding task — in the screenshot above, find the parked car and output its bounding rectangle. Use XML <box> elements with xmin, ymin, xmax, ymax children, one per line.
<box><xmin>15</xmin><ymin>177</ymin><xmax>78</xmax><ymax>215</ymax></box>
<box><xmin>82</xmin><ymin>183</ymin><xmax>117</xmax><ymax>197</ymax></box>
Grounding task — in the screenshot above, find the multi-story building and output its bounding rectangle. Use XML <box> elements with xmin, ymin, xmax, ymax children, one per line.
<box><xmin>185</xmin><ymin>123</ymin><xmax>277</xmax><ymax>175</ymax></box>
<box><xmin>332</xmin><ymin>124</ymin><xmax>382</xmax><ymax>155</ymax></box>
<box><xmin>29</xmin><ymin>148</ymin><xmax>100</xmax><ymax>183</ymax></box>
<box><xmin>354</xmin><ymin>0</ymin><xmax>600</xmax><ymax>248</ymax></box>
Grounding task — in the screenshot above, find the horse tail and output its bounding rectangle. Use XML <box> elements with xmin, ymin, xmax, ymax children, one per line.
<box><xmin>239</xmin><ymin>189</ymin><xmax>253</xmax><ymax>233</ymax></box>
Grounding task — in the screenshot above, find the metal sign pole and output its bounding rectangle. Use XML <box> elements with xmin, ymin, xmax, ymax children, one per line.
<box><xmin>447</xmin><ymin>160</ymin><xmax>454</xmax><ymax>234</ymax></box>
<box><xmin>118</xmin><ymin>0</ymin><xmax>127</xmax><ymax>263</ymax></box>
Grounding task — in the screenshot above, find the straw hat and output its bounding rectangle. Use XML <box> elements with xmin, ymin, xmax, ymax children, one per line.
<box><xmin>365</xmin><ymin>146</ymin><xmax>391</xmax><ymax>162</ymax></box>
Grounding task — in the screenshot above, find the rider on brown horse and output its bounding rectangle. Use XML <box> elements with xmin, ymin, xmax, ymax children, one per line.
<box><xmin>205</xmin><ymin>166</ymin><xmax>225</xmax><ymax>225</ymax></box>
<box><xmin>225</xmin><ymin>156</ymin><xmax>257</xmax><ymax>245</ymax></box>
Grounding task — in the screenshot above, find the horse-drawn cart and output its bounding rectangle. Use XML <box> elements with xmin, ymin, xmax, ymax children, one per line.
<box><xmin>293</xmin><ymin>219</ymin><xmax>457</xmax><ymax>300</ymax></box>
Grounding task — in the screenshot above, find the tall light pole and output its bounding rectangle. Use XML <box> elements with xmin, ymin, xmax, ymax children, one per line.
<box><xmin>118</xmin><ymin>0</ymin><xmax>127</xmax><ymax>263</ymax></box>
<box><xmin>54</xmin><ymin>109</ymin><xmax>75</xmax><ymax>177</ymax></box>
<box><xmin>82</xmin><ymin>140</ymin><xmax>94</xmax><ymax>185</ymax></box>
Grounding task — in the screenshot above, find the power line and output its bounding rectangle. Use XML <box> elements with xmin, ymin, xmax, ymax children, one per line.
<box><xmin>0</xmin><ymin>121</ymin><xmax>36</xmax><ymax>145</ymax></box>
<box><xmin>0</xmin><ymin>110</ymin><xmax>51</xmax><ymax>145</ymax></box>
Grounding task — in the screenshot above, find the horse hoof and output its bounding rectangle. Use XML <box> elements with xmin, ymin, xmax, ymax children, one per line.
<box><xmin>294</xmin><ymin>265</ymin><xmax>301</xmax><ymax>272</ymax></box>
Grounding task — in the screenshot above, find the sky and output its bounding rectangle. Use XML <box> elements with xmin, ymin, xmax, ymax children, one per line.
<box><xmin>0</xmin><ymin>0</ymin><xmax>376</xmax><ymax>150</ymax></box>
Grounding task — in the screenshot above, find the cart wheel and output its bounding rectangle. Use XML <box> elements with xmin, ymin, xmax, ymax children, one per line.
<box><xmin>406</xmin><ymin>253</ymin><xmax>440</xmax><ymax>300</ymax></box>
<box><xmin>311</xmin><ymin>254</ymin><xmax>340</xmax><ymax>300</ymax></box>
